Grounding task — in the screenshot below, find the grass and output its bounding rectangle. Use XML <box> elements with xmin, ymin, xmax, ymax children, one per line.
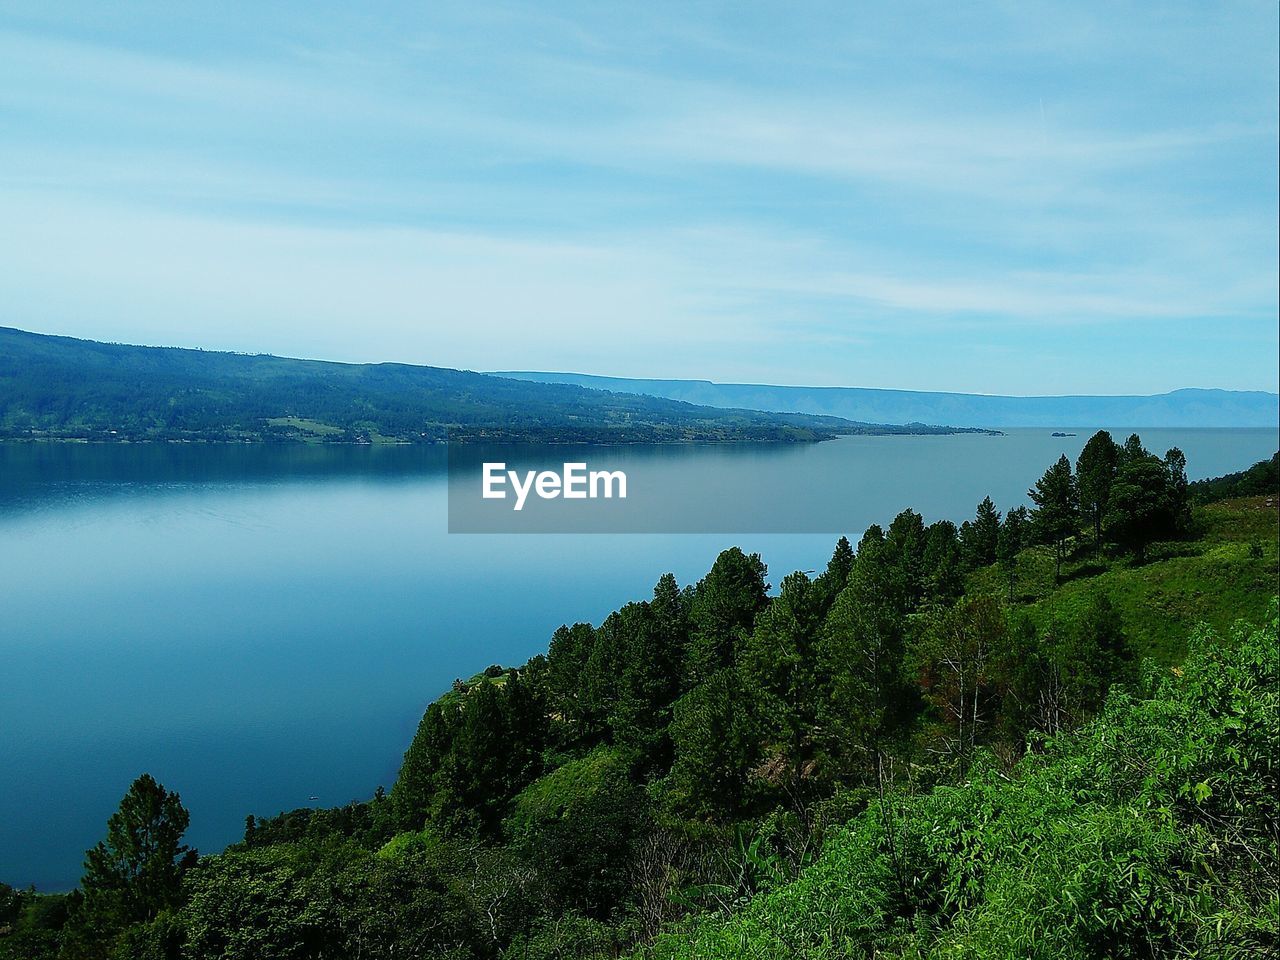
<box><xmin>433</xmin><ymin>667</ymin><xmax>512</xmax><ymax>708</ymax></box>
<box><xmin>968</xmin><ymin>496</ymin><xmax>1279</xmax><ymax>662</ymax></box>
<box><xmin>265</xmin><ymin>417</ymin><xmax>343</xmax><ymax>437</ymax></box>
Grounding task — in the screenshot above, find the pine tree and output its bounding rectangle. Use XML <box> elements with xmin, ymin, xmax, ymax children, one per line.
<box><xmin>826</xmin><ymin>535</ymin><xmax>855</xmax><ymax>585</ymax></box>
<box><xmin>1164</xmin><ymin>447</ymin><xmax>1191</xmax><ymax>534</ymax></box>
<box><xmin>910</xmin><ymin>596</ymin><xmax>1006</xmax><ymax>768</ymax></box>
<box><xmin>668</xmin><ymin>669</ymin><xmax>760</xmax><ymax>821</ymax></box>
<box><xmin>609</xmin><ymin>601</ymin><xmax>682</xmax><ymax>763</ymax></box>
<box><xmin>1061</xmin><ymin>592</ymin><xmax>1131</xmax><ymax>718</ymax></box>
<box><xmin>391</xmin><ymin>702</ymin><xmax>458</xmax><ymax>829</ymax></box>
<box><xmin>1076</xmin><ymin>430</ymin><xmax>1119</xmax><ymax>557</ymax></box>
<box><xmin>741</xmin><ymin>572</ymin><xmax>822</xmax><ymax>798</ymax></box>
<box><xmin>996</xmin><ymin>506</ymin><xmax>1029</xmax><ymax>601</ymax></box>
<box><xmin>885</xmin><ymin>509</ymin><xmax>927</xmax><ymax>606</ymax></box>
<box><xmin>651</xmin><ymin>572</ymin><xmax>691</xmax><ymax>690</ymax></box>
<box><xmin>1029</xmin><ymin>455</ymin><xmax>1079</xmax><ymax>582</ymax></box>
<box><xmin>923</xmin><ymin>520</ymin><xmax>964</xmax><ymax>602</ymax></box>
<box><xmin>547</xmin><ymin>622</ymin><xmax>597</xmax><ymax>726</ymax></box>
<box><xmin>813</xmin><ymin>536</ymin><xmax>856</xmax><ymax>615</ymax></box>
<box><xmin>818</xmin><ymin>557</ymin><xmax>909</xmax><ymax>775</ymax></box>
<box><xmin>82</xmin><ymin>774</ymin><xmax>192</xmax><ymax>923</ymax></box>
<box><xmin>685</xmin><ymin>548</ymin><xmax>769</xmax><ymax>683</ymax></box>
<box><xmin>961</xmin><ymin>496</ymin><xmax>1002</xmax><ymax>568</ymax></box>
<box><xmin>1106</xmin><ymin>451</ymin><xmax>1174</xmax><ymax>563</ymax></box>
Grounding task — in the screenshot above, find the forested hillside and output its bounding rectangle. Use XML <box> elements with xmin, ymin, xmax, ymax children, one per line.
<box><xmin>641</xmin><ymin>610</ymin><xmax>1277</xmax><ymax>957</ymax></box>
<box><xmin>0</xmin><ymin>327</ymin><xmax>977</xmax><ymax>444</ymax></box>
<box><xmin>3</xmin><ymin>438</ymin><xmax>1276</xmax><ymax>960</ymax></box>
<box><xmin>1190</xmin><ymin>451</ymin><xmax>1279</xmax><ymax>503</ymax></box>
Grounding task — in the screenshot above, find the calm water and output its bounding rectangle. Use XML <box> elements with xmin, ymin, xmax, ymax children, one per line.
<box><xmin>2</xmin><ymin>428</ymin><xmax>1275</xmax><ymax>889</ymax></box>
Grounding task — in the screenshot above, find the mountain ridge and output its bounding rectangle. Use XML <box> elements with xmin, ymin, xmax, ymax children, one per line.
<box><xmin>0</xmin><ymin>327</ymin><xmax>990</xmax><ymax>444</ymax></box>
<box><xmin>493</xmin><ymin>371</ymin><xmax>1280</xmax><ymax>428</ymax></box>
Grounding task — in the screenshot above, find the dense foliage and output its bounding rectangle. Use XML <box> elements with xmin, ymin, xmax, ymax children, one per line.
<box><xmin>0</xmin><ymin>327</ymin><xmax>978</xmax><ymax>444</ymax></box>
<box><xmin>1190</xmin><ymin>451</ymin><xmax>1279</xmax><ymax>504</ymax></box>
<box><xmin>643</xmin><ymin>609</ymin><xmax>1278</xmax><ymax>958</ymax></box>
<box><xmin>3</xmin><ymin>442</ymin><xmax>1276</xmax><ymax>960</ymax></box>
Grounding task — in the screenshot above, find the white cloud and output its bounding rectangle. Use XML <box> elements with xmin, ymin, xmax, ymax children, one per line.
<box><xmin>0</xmin><ymin>4</ymin><xmax>1275</xmax><ymax>393</ymax></box>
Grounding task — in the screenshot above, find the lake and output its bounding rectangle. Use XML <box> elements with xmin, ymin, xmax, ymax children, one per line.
<box><xmin>1</xmin><ymin>427</ymin><xmax>1275</xmax><ymax>889</ymax></box>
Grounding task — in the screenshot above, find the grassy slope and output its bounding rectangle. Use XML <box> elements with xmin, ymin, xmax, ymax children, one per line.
<box><xmin>968</xmin><ymin>496</ymin><xmax>1279</xmax><ymax>662</ymax></box>
<box><xmin>0</xmin><ymin>326</ymin><xmax>965</xmax><ymax>444</ymax></box>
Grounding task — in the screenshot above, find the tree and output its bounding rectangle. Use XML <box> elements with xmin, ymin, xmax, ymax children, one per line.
<box><xmin>1119</xmin><ymin>432</ymin><xmax>1146</xmax><ymax>464</ymax></box>
<box><xmin>885</xmin><ymin>510</ymin><xmax>927</xmax><ymax>607</ymax></box>
<box><xmin>1188</xmin><ymin>451</ymin><xmax>1279</xmax><ymax>503</ymax></box>
<box><xmin>993</xmin><ymin>614</ymin><xmax>1067</xmax><ymax>741</ymax></box>
<box><xmin>182</xmin><ymin>842</ymin><xmax>482</xmax><ymax>960</ymax></box>
<box><xmin>82</xmin><ymin>774</ymin><xmax>193</xmax><ymax>924</ymax></box>
<box><xmin>827</xmin><ymin>535</ymin><xmax>855</xmax><ymax>585</ymax></box>
<box><xmin>60</xmin><ymin>775</ymin><xmax>194</xmax><ymax>959</ymax></box>
<box><xmin>391</xmin><ymin>701</ymin><xmax>459</xmax><ymax>830</ymax></box>
<box><xmin>605</xmin><ymin>600</ymin><xmax>682</xmax><ymax>763</ymax></box>
<box><xmin>741</xmin><ymin>572</ymin><xmax>822</xmax><ymax>805</ymax></box>
<box><xmin>856</xmin><ymin>523</ymin><xmax>885</xmax><ymax>556</ymax></box>
<box><xmin>0</xmin><ymin>884</ymin><xmax>78</xmax><ymax>960</ymax></box>
<box><xmin>1029</xmin><ymin>455</ymin><xmax>1079</xmax><ymax>582</ymax></box>
<box><xmin>501</xmin><ymin>670</ymin><xmax>548</xmax><ymax>790</ymax></box>
<box><xmin>667</xmin><ymin>669</ymin><xmax>760</xmax><ymax>821</ymax></box>
<box><xmin>590</xmin><ymin>572</ymin><xmax>692</xmax><ymax>766</ymax></box>
<box><xmin>1062</xmin><ymin>592</ymin><xmax>1132</xmax><ymax>717</ymax></box>
<box><xmin>650</xmin><ymin>572</ymin><xmax>690</xmax><ymax>663</ymax></box>
<box><xmin>996</xmin><ymin>506</ymin><xmax>1028</xmax><ymax>602</ymax></box>
<box><xmin>431</xmin><ymin>679</ymin><xmax>545</xmax><ymax>836</ymax></box>
<box><xmin>182</xmin><ymin>846</ymin><xmax>314</xmax><ymax>959</ymax></box>
<box><xmin>1106</xmin><ymin>444</ymin><xmax>1175</xmax><ymax>564</ymax></box>
<box><xmin>582</xmin><ymin>616</ymin><xmax>623</xmax><ymax>736</ymax></box>
<box><xmin>1076</xmin><ymin>430</ymin><xmax>1119</xmax><ymax>556</ymax></box>
<box><xmin>997</xmin><ymin>594</ymin><xmax>1131</xmax><ymax>748</ymax></box>
<box><xmin>960</xmin><ymin>496</ymin><xmax>1001</xmax><ymax>569</ymax></box>
<box><xmin>685</xmin><ymin>548</ymin><xmax>769</xmax><ymax>684</ymax></box>
<box><xmin>546</xmin><ymin>622</ymin><xmax>598</xmax><ymax>729</ymax></box>
<box><xmin>910</xmin><ymin>596</ymin><xmax>1007</xmax><ymax>768</ymax></box>
<box><xmin>818</xmin><ymin>556</ymin><xmax>910</xmax><ymax>775</ymax></box>
<box><xmin>922</xmin><ymin>520</ymin><xmax>964</xmax><ymax>602</ymax></box>
<box><xmin>1164</xmin><ymin>447</ymin><xmax>1191</xmax><ymax>534</ymax></box>
<box><xmin>813</xmin><ymin>536</ymin><xmax>855</xmax><ymax>615</ymax></box>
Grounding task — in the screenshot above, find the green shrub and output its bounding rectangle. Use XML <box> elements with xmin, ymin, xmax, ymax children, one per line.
<box><xmin>640</xmin><ymin>605</ymin><xmax>1279</xmax><ymax>959</ymax></box>
<box><xmin>506</xmin><ymin>747</ymin><xmax>648</xmax><ymax>919</ymax></box>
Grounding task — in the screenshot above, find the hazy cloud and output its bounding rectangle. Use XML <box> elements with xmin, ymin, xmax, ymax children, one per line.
<box><xmin>1</xmin><ymin>1</ymin><xmax>1275</xmax><ymax>393</ymax></box>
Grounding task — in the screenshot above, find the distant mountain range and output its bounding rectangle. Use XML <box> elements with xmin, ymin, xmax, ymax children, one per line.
<box><xmin>495</xmin><ymin>372</ymin><xmax>1280</xmax><ymax>429</ymax></box>
<box><xmin>6</xmin><ymin>326</ymin><xmax>1267</xmax><ymax>444</ymax></box>
<box><xmin>0</xmin><ymin>327</ymin><xmax>986</xmax><ymax>444</ymax></box>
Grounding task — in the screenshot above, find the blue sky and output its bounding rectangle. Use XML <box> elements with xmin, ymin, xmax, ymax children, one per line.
<box><xmin>1</xmin><ymin>1</ymin><xmax>1276</xmax><ymax>394</ymax></box>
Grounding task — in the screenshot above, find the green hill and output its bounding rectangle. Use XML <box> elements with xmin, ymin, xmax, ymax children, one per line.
<box><xmin>0</xmin><ymin>327</ymin><xmax>983</xmax><ymax>444</ymax></box>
